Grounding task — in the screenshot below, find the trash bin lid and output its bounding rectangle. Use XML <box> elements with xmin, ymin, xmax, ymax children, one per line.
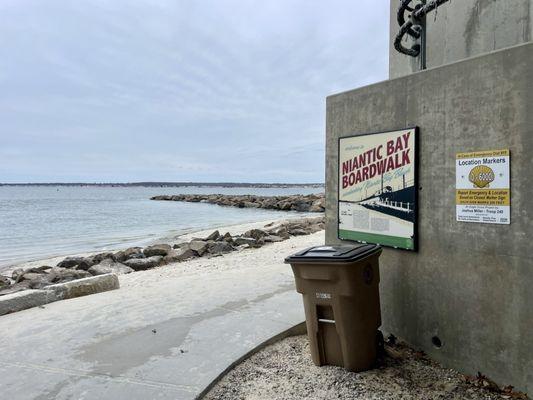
<box><xmin>284</xmin><ymin>243</ymin><xmax>380</xmax><ymax>263</ymax></box>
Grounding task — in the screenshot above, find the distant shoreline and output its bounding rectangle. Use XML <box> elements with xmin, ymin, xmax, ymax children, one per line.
<box><xmin>0</xmin><ymin>182</ymin><xmax>325</xmax><ymax>188</ymax></box>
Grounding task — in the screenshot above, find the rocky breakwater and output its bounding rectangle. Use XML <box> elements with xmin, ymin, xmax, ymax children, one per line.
<box><xmin>0</xmin><ymin>217</ymin><xmax>325</xmax><ymax>303</ymax></box>
<box><xmin>150</xmin><ymin>193</ymin><xmax>325</xmax><ymax>213</ymax></box>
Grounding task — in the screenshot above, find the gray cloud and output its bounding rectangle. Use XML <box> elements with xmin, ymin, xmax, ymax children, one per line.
<box><xmin>0</xmin><ymin>0</ymin><xmax>389</xmax><ymax>183</ymax></box>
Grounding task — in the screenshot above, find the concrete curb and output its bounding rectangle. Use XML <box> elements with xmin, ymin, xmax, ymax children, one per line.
<box><xmin>0</xmin><ymin>289</ymin><xmax>57</xmax><ymax>316</ymax></box>
<box><xmin>196</xmin><ymin>321</ymin><xmax>307</xmax><ymax>400</ymax></box>
<box><xmin>0</xmin><ymin>274</ymin><xmax>120</xmax><ymax>316</ymax></box>
<box><xmin>45</xmin><ymin>274</ymin><xmax>120</xmax><ymax>300</ymax></box>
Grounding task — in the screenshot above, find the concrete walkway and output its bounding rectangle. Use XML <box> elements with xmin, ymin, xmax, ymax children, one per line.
<box><xmin>0</xmin><ymin>230</ymin><xmax>323</xmax><ymax>400</ymax></box>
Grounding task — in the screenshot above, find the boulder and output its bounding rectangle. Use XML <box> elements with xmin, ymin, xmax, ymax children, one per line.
<box><xmin>163</xmin><ymin>248</ymin><xmax>196</xmax><ymax>263</ymax></box>
<box><xmin>27</xmin><ymin>266</ymin><xmax>51</xmax><ymax>272</ymax></box>
<box><xmin>0</xmin><ymin>276</ymin><xmax>11</xmax><ymax>289</ymax></box>
<box><xmin>233</xmin><ymin>237</ymin><xmax>257</xmax><ymax>246</ymax></box>
<box><xmin>261</xmin><ymin>199</ymin><xmax>278</xmax><ymax>209</ymax></box>
<box><xmin>48</xmin><ymin>268</ymin><xmax>92</xmax><ymax>284</ymax></box>
<box><xmin>287</xmin><ymin>223</ymin><xmax>305</xmax><ymax>230</ymax></box>
<box><xmin>244</xmin><ymin>229</ymin><xmax>268</xmax><ymax>240</ymax></box>
<box><xmin>150</xmin><ymin>195</ymin><xmax>171</xmax><ymax>200</ymax></box>
<box><xmin>9</xmin><ymin>269</ymin><xmax>53</xmax><ymax>290</ymax></box>
<box><xmin>221</xmin><ymin>232</ymin><xmax>233</xmax><ymax>243</ymax></box>
<box><xmin>189</xmin><ymin>240</ymin><xmax>208</xmax><ymax>256</ymax></box>
<box><xmin>18</xmin><ymin>267</ymin><xmax>52</xmax><ymax>278</ymax></box>
<box><xmin>143</xmin><ymin>244</ymin><xmax>172</xmax><ymax>257</ymax></box>
<box><xmin>114</xmin><ymin>247</ymin><xmax>143</xmax><ymax>262</ymax></box>
<box><xmin>92</xmin><ymin>252</ymin><xmax>116</xmax><ymax>264</ymax></box>
<box><xmin>264</xmin><ymin>235</ymin><xmax>284</xmax><ymax>243</ymax></box>
<box><xmin>268</xmin><ymin>227</ymin><xmax>290</xmax><ymax>239</ymax></box>
<box><xmin>307</xmin><ymin>223</ymin><xmax>324</xmax><ymax>233</ymax></box>
<box><xmin>289</xmin><ymin>228</ymin><xmax>309</xmax><ymax>236</ymax></box>
<box><xmin>11</xmin><ymin>268</ymin><xmax>24</xmax><ymax>282</ymax></box>
<box><xmin>310</xmin><ymin>198</ymin><xmax>325</xmax><ymax>212</ymax></box>
<box><xmin>309</xmin><ymin>204</ymin><xmax>324</xmax><ymax>212</ymax></box>
<box><xmin>127</xmin><ymin>252</ymin><xmax>146</xmax><ymax>259</ymax></box>
<box><xmin>277</xmin><ymin>201</ymin><xmax>292</xmax><ymax>210</ymax></box>
<box><xmin>20</xmin><ymin>272</ymin><xmax>47</xmax><ymax>282</ymax></box>
<box><xmin>124</xmin><ymin>256</ymin><xmax>164</xmax><ymax>271</ymax></box>
<box><xmin>0</xmin><ymin>280</ymin><xmax>32</xmax><ymax>296</ymax></box>
<box><xmin>173</xmin><ymin>242</ymin><xmax>190</xmax><ymax>250</ymax></box>
<box><xmin>76</xmin><ymin>257</ymin><xmax>97</xmax><ymax>271</ymax></box>
<box><xmin>88</xmin><ymin>259</ymin><xmax>134</xmax><ymax>276</ymax></box>
<box><xmin>207</xmin><ymin>241</ymin><xmax>234</xmax><ymax>255</ymax></box>
<box><xmin>291</xmin><ymin>200</ymin><xmax>311</xmax><ymax>212</ymax></box>
<box><xmin>205</xmin><ymin>230</ymin><xmax>220</xmax><ymax>241</ymax></box>
<box><xmin>28</xmin><ymin>275</ymin><xmax>55</xmax><ymax>290</ymax></box>
<box><xmin>57</xmin><ymin>256</ymin><xmax>85</xmax><ymax>269</ymax></box>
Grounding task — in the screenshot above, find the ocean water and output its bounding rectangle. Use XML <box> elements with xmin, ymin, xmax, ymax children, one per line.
<box><xmin>0</xmin><ymin>185</ymin><xmax>322</xmax><ymax>269</ymax></box>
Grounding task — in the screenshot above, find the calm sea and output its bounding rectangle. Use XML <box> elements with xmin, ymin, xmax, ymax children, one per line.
<box><xmin>0</xmin><ymin>185</ymin><xmax>322</xmax><ymax>269</ymax></box>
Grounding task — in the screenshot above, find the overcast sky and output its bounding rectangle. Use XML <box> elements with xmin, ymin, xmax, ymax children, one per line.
<box><xmin>0</xmin><ymin>0</ymin><xmax>389</xmax><ymax>183</ymax></box>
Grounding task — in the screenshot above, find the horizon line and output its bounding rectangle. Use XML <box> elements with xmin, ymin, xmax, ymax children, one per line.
<box><xmin>0</xmin><ymin>181</ymin><xmax>325</xmax><ymax>187</ymax></box>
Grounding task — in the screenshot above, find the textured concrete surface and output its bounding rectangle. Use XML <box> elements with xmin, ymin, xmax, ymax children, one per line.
<box><xmin>0</xmin><ymin>290</ymin><xmax>56</xmax><ymax>316</ymax></box>
<box><xmin>325</xmin><ymin>43</ymin><xmax>533</xmax><ymax>392</ymax></box>
<box><xmin>389</xmin><ymin>0</ymin><xmax>533</xmax><ymax>77</ymax></box>
<box><xmin>0</xmin><ymin>229</ymin><xmax>318</xmax><ymax>400</ymax></box>
<box><xmin>45</xmin><ymin>274</ymin><xmax>120</xmax><ymax>300</ymax></box>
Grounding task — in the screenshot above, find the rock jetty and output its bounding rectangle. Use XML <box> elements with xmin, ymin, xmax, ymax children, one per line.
<box><xmin>150</xmin><ymin>193</ymin><xmax>325</xmax><ymax>213</ymax></box>
<box><xmin>0</xmin><ymin>217</ymin><xmax>325</xmax><ymax>301</ymax></box>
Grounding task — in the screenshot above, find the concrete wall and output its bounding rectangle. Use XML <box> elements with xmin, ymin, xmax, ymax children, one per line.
<box><xmin>390</xmin><ymin>0</ymin><xmax>533</xmax><ymax>78</ymax></box>
<box><xmin>325</xmin><ymin>43</ymin><xmax>533</xmax><ymax>391</ymax></box>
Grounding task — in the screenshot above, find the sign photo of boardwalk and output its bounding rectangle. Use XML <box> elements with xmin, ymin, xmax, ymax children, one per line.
<box><xmin>338</xmin><ymin>128</ymin><xmax>418</xmax><ymax>250</ymax></box>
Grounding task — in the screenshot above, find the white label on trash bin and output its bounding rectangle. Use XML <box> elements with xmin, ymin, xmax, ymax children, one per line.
<box><xmin>316</xmin><ymin>292</ymin><xmax>332</xmax><ymax>299</ymax></box>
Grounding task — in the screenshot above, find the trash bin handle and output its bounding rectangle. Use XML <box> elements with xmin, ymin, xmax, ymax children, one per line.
<box><xmin>318</xmin><ymin>318</ymin><xmax>335</xmax><ymax>324</ymax></box>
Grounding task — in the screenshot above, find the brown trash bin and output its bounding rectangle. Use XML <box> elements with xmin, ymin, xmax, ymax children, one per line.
<box><xmin>285</xmin><ymin>244</ymin><xmax>382</xmax><ymax>372</ymax></box>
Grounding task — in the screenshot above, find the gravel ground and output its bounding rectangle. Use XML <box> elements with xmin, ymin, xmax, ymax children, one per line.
<box><xmin>204</xmin><ymin>335</ymin><xmax>524</xmax><ymax>400</ymax></box>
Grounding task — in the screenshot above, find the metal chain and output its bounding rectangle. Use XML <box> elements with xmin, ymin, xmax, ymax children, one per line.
<box><xmin>394</xmin><ymin>0</ymin><xmax>451</xmax><ymax>57</ymax></box>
